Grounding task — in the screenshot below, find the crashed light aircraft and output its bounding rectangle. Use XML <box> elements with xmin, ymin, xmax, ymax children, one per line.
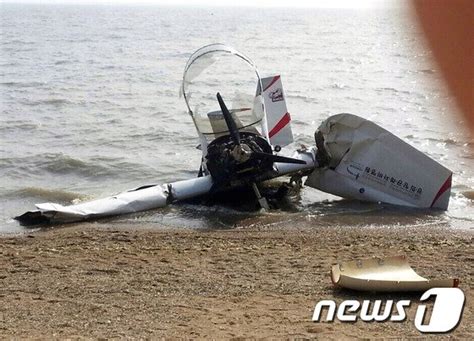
<box><xmin>15</xmin><ymin>44</ymin><xmax>453</xmax><ymax>226</ymax></box>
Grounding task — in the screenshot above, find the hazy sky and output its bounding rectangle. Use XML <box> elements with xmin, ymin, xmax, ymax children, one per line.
<box><xmin>1</xmin><ymin>0</ymin><xmax>399</xmax><ymax>8</ymax></box>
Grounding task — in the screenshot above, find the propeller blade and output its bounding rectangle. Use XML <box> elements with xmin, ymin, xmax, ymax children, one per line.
<box><xmin>217</xmin><ymin>92</ymin><xmax>241</xmax><ymax>145</ymax></box>
<box><xmin>253</xmin><ymin>152</ymin><xmax>307</xmax><ymax>165</ymax></box>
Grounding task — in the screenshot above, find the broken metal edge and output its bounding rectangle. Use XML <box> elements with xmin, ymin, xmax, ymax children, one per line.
<box><xmin>331</xmin><ymin>255</ymin><xmax>459</xmax><ymax>292</ymax></box>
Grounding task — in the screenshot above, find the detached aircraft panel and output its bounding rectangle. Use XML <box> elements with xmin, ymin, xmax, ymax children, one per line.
<box><xmin>331</xmin><ymin>255</ymin><xmax>458</xmax><ymax>292</ymax></box>
<box><xmin>306</xmin><ymin>114</ymin><xmax>452</xmax><ymax>210</ymax></box>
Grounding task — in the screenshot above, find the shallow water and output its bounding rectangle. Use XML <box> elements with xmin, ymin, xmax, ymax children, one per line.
<box><xmin>1</xmin><ymin>4</ymin><xmax>473</xmax><ymax>233</ymax></box>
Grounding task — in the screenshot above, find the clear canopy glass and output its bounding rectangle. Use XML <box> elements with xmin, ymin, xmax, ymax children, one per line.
<box><xmin>181</xmin><ymin>44</ymin><xmax>264</xmax><ymax>136</ymax></box>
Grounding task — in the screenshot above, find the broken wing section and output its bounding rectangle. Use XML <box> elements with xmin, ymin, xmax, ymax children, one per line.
<box><xmin>15</xmin><ymin>176</ymin><xmax>214</xmax><ymax>226</ymax></box>
<box><xmin>306</xmin><ymin>114</ymin><xmax>452</xmax><ymax>209</ymax></box>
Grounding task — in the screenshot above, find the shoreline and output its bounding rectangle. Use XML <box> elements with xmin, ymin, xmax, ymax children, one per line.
<box><xmin>0</xmin><ymin>223</ymin><xmax>472</xmax><ymax>338</ymax></box>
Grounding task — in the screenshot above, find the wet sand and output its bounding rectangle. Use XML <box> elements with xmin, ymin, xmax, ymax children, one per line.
<box><xmin>0</xmin><ymin>224</ymin><xmax>472</xmax><ymax>338</ymax></box>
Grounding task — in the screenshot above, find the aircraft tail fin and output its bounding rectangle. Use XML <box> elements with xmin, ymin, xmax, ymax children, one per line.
<box><xmin>261</xmin><ymin>75</ymin><xmax>294</xmax><ymax>148</ymax></box>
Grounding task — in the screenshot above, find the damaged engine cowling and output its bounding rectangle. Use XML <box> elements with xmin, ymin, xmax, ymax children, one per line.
<box><xmin>206</xmin><ymin>132</ymin><xmax>274</xmax><ymax>187</ymax></box>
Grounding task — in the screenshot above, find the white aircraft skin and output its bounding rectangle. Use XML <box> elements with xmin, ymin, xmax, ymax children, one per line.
<box><xmin>15</xmin><ymin>44</ymin><xmax>452</xmax><ymax>226</ymax></box>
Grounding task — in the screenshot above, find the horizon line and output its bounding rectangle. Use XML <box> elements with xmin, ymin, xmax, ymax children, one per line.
<box><xmin>0</xmin><ymin>0</ymin><xmax>404</xmax><ymax>9</ymax></box>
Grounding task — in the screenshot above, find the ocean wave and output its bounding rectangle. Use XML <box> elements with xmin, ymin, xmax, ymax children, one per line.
<box><xmin>375</xmin><ymin>87</ymin><xmax>411</xmax><ymax>95</ymax></box>
<box><xmin>2</xmin><ymin>153</ymin><xmax>169</xmax><ymax>188</ymax></box>
<box><xmin>0</xmin><ymin>62</ymin><xmax>20</xmax><ymax>67</ymax></box>
<box><xmin>99</xmin><ymin>65</ymin><xmax>117</xmax><ymax>70</ymax></box>
<box><xmin>331</xmin><ymin>83</ymin><xmax>351</xmax><ymax>90</ymax></box>
<box><xmin>6</xmin><ymin>187</ymin><xmax>88</xmax><ymax>203</ymax></box>
<box><xmin>38</xmin><ymin>154</ymin><xmax>116</xmax><ymax>177</ymax></box>
<box><xmin>286</xmin><ymin>94</ymin><xmax>318</xmax><ymax>103</ymax></box>
<box><xmin>291</xmin><ymin>119</ymin><xmax>309</xmax><ymax>127</ymax></box>
<box><xmin>0</xmin><ymin>122</ymin><xmax>39</xmax><ymax>132</ymax></box>
<box><xmin>1</xmin><ymin>153</ymin><xmax>114</xmax><ymax>179</ymax></box>
<box><xmin>21</xmin><ymin>98</ymin><xmax>71</xmax><ymax>106</ymax></box>
<box><xmin>54</xmin><ymin>60</ymin><xmax>74</xmax><ymax>65</ymax></box>
<box><xmin>113</xmin><ymin>26</ymin><xmax>132</xmax><ymax>31</ymax></box>
<box><xmin>107</xmin><ymin>34</ymin><xmax>126</xmax><ymax>40</ymax></box>
<box><xmin>374</xmin><ymin>105</ymin><xmax>396</xmax><ymax>113</ymax></box>
<box><xmin>0</xmin><ymin>81</ymin><xmax>47</xmax><ymax>88</ymax></box>
<box><xmin>1</xmin><ymin>39</ymin><xmax>36</xmax><ymax>45</ymax></box>
<box><xmin>343</xmin><ymin>96</ymin><xmax>363</xmax><ymax>102</ymax></box>
<box><xmin>424</xmin><ymin>137</ymin><xmax>467</xmax><ymax>146</ymax></box>
<box><xmin>418</xmin><ymin>69</ymin><xmax>435</xmax><ymax>74</ymax></box>
<box><xmin>2</xmin><ymin>47</ymin><xmax>36</xmax><ymax>52</ymax></box>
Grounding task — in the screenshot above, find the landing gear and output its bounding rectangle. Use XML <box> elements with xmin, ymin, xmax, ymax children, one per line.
<box><xmin>251</xmin><ymin>182</ymin><xmax>270</xmax><ymax>210</ymax></box>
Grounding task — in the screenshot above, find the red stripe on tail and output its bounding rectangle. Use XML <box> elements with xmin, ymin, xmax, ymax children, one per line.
<box><xmin>430</xmin><ymin>174</ymin><xmax>452</xmax><ymax>208</ymax></box>
<box><xmin>269</xmin><ymin>112</ymin><xmax>291</xmax><ymax>138</ymax></box>
<box><xmin>263</xmin><ymin>75</ymin><xmax>280</xmax><ymax>92</ymax></box>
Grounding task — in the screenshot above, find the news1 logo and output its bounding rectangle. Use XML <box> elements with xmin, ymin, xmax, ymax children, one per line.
<box><xmin>312</xmin><ymin>288</ymin><xmax>465</xmax><ymax>333</ymax></box>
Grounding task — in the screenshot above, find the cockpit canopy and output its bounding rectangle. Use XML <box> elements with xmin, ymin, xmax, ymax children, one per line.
<box><xmin>181</xmin><ymin>44</ymin><xmax>264</xmax><ymax>138</ymax></box>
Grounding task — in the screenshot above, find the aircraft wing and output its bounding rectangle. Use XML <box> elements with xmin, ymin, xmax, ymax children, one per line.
<box><xmin>15</xmin><ymin>150</ymin><xmax>317</xmax><ymax>226</ymax></box>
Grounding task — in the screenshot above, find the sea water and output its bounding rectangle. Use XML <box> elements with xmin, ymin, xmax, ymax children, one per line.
<box><xmin>1</xmin><ymin>4</ymin><xmax>473</xmax><ymax>232</ymax></box>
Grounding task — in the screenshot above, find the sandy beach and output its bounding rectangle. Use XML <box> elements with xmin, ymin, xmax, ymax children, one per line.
<box><xmin>0</xmin><ymin>223</ymin><xmax>472</xmax><ymax>338</ymax></box>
